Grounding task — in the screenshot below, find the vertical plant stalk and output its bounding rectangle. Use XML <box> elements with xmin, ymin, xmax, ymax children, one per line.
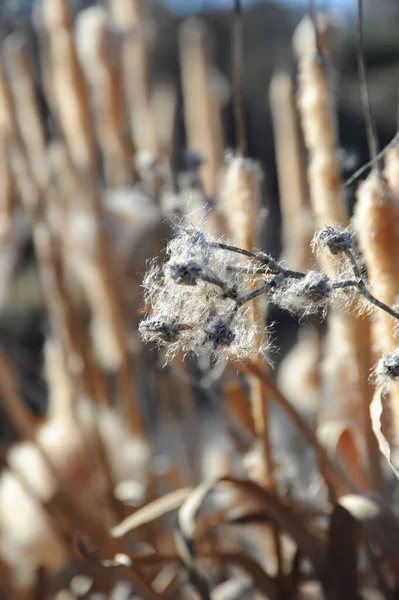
<box><xmin>109</xmin><ymin>0</ymin><xmax>158</xmax><ymax>157</ymax></box>
<box><xmin>41</xmin><ymin>0</ymin><xmax>97</xmax><ymax>179</ymax></box>
<box><xmin>233</xmin><ymin>358</ymin><xmax>358</xmax><ymax>496</ymax></box>
<box><xmin>0</xmin><ymin>58</ymin><xmax>15</xmax><ymax>310</ymax></box>
<box><xmin>179</xmin><ymin>19</ymin><xmax>224</xmax><ymax>198</ymax></box>
<box><xmin>4</xmin><ymin>36</ymin><xmax>51</xmax><ymax>198</ymax></box>
<box><xmin>353</xmin><ymin>0</ymin><xmax>399</xmax><ymax>487</ymax></box>
<box><xmin>220</xmin><ymin>156</ymin><xmax>284</xmax><ymax>581</ymax></box>
<box><xmin>354</xmin><ymin>172</ymin><xmax>399</xmax><ymax>427</ymax></box>
<box><xmin>0</xmin><ymin>53</ymin><xmax>15</xmax><ymax>228</ymax></box>
<box><xmin>220</xmin><ymin>156</ymin><xmax>274</xmax><ymax>486</ymax></box>
<box><xmin>53</xmin><ymin>143</ymin><xmax>146</xmax><ymax>437</ymax></box>
<box><xmin>269</xmin><ymin>70</ymin><xmax>313</xmax><ymax>271</ymax></box>
<box><xmin>2</xmin><ymin>46</ymin><xmax>124</xmax><ymax>523</ymax></box>
<box><xmin>294</xmin><ymin>15</ymin><xmax>381</xmax><ymax>491</ymax></box>
<box><xmin>75</xmin><ymin>7</ymin><xmax>132</xmax><ymax>189</ymax></box>
<box><xmin>151</xmin><ymin>79</ymin><xmax>178</xmax><ymax>163</ymax></box>
<box><xmin>39</xmin><ymin>1</ymin><xmax>146</xmax><ymax>437</ymax></box>
<box><xmin>295</xmin><ymin>18</ymin><xmax>346</xmax><ymax>230</ymax></box>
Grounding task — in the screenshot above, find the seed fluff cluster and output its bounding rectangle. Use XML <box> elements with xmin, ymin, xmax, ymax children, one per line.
<box><xmin>376</xmin><ymin>350</ymin><xmax>399</xmax><ymax>386</ymax></box>
<box><xmin>139</xmin><ymin>225</ymin><xmax>266</xmax><ymax>361</ymax></box>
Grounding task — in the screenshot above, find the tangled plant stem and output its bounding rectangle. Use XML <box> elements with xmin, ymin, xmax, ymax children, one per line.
<box><xmin>140</xmin><ymin>225</ymin><xmax>399</xmax><ymax>362</ymax></box>
<box><xmin>208</xmin><ymin>235</ymin><xmax>399</xmax><ymax>322</ymax></box>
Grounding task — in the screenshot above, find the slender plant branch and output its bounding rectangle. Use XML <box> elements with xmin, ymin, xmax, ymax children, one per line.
<box><xmin>205</xmin><ymin>239</ymin><xmax>399</xmax><ymax>323</ymax></box>
<box><xmin>344</xmin><ymin>130</ymin><xmax>399</xmax><ymax>188</ymax></box>
<box><xmin>356</xmin><ymin>0</ymin><xmax>381</xmax><ymax>174</ymax></box>
<box><xmin>344</xmin><ymin>248</ymin><xmax>399</xmax><ymax>320</ymax></box>
<box><xmin>231</xmin><ymin>358</ymin><xmax>359</xmax><ymax>498</ymax></box>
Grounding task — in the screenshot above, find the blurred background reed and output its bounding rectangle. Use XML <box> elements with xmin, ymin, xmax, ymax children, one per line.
<box><xmin>0</xmin><ymin>0</ymin><xmax>398</xmax><ymax>598</ymax></box>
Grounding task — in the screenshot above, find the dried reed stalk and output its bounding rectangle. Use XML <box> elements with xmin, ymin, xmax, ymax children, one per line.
<box><xmin>1</xmin><ymin>48</ymin><xmax>125</xmax><ymax>521</ymax></box>
<box><xmin>277</xmin><ymin>326</ymin><xmax>321</xmax><ymax>417</ymax></box>
<box><xmin>41</xmin><ymin>0</ymin><xmax>97</xmax><ymax>179</ymax></box>
<box><xmin>0</xmin><ymin>59</ymin><xmax>13</xmax><ymax>234</ymax></box>
<box><xmin>0</xmin><ymin>137</ymin><xmax>12</xmax><ymax>235</ymax></box>
<box><xmin>269</xmin><ymin>70</ymin><xmax>313</xmax><ymax>271</ymax></box>
<box><xmin>355</xmin><ymin>173</ymin><xmax>399</xmax><ymax>355</ymax></box>
<box><xmin>220</xmin><ymin>155</ymin><xmax>273</xmax><ymax>486</ymax></box>
<box><xmin>219</xmin><ymin>154</ymin><xmax>284</xmax><ymax>574</ymax></box>
<box><xmin>50</xmin><ymin>142</ymin><xmax>145</xmax><ymax>437</ymax></box>
<box><xmin>179</xmin><ymin>19</ymin><xmax>224</xmax><ymax>199</ymax></box>
<box><xmin>4</xmin><ymin>36</ymin><xmax>51</xmax><ymax>198</ymax></box>
<box><xmin>354</xmin><ymin>171</ymin><xmax>399</xmax><ymax>441</ymax></box>
<box><xmin>151</xmin><ymin>80</ymin><xmax>178</xmax><ymax>163</ymax></box>
<box><xmin>294</xmin><ymin>16</ymin><xmax>380</xmax><ymax>489</ymax></box>
<box><xmin>294</xmin><ymin>22</ymin><xmax>346</xmax><ymax>231</ymax></box>
<box><xmin>0</xmin><ymin>57</ymin><xmax>16</xmax><ymax>312</ymax></box>
<box><xmin>109</xmin><ymin>0</ymin><xmax>158</xmax><ymax>156</ymax></box>
<box><xmin>75</xmin><ymin>7</ymin><xmax>131</xmax><ymax>189</ymax></box>
<box><xmin>38</xmin><ymin>3</ymin><xmax>146</xmax><ymax>436</ymax></box>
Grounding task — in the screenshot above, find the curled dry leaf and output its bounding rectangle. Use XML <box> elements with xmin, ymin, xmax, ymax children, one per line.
<box><xmin>111</xmin><ymin>487</ymin><xmax>192</xmax><ymax>538</ymax></box>
<box><xmin>176</xmin><ymin>476</ymin><xmax>327</xmax><ymax>574</ymax></box>
<box><xmin>177</xmin><ymin>478</ymin><xmax>219</xmax><ymax>563</ymax></box>
<box><xmin>370</xmin><ymin>386</ymin><xmax>399</xmax><ymax>478</ymax></box>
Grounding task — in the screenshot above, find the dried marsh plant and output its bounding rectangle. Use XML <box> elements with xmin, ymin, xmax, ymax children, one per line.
<box><xmin>0</xmin><ymin>0</ymin><xmax>399</xmax><ymax>598</ymax></box>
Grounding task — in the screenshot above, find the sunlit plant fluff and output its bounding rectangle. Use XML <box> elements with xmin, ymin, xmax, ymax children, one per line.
<box><xmin>312</xmin><ymin>225</ymin><xmax>353</xmax><ymax>256</ymax></box>
<box><xmin>272</xmin><ymin>270</ymin><xmax>331</xmax><ymax>317</ymax></box>
<box><xmin>139</xmin><ymin>225</ymin><xmax>265</xmax><ymax>361</ymax></box>
<box><xmin>139</xmin><ymin>223</ymin><xmax>399</xmax><ymax>361</ymax></box>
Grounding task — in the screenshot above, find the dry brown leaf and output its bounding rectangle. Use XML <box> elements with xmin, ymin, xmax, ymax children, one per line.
<box><xmin>111</xmin><ymin>487</ymin><xmax>192</xmax><ymax>538</ymax></box>
<box><xmin>318</xmin><ymin>422</ymin><xmax>369</xmax><ymax>494</ymax></box>
<box><xmin>176</xmin><ymin>477</ymin><xmax>326</xmax><ymax>574</ymax></box>
<box><xmin>370</xmin><ymin>386</ymin><xmax>399</xmax><ymax>478</ymax></box>
<box><xmin>76</xmin><ymin>536</ymin><xmax>173</xmax><ymax>600</ymax></box>
<box><xmin>223</xmin><ymin>379</ymin><xmax>254</xmax><ymax>434</ymax></box>
<box><xmin>177</xmin><ymin>478</ymin><xmax>218</xmax><ymax>565</ymax></box>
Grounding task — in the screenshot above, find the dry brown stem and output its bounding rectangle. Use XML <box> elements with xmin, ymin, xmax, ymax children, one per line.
<box><xmin>4</xmin><ymin>36</ymin><xmax>50</xmax><ymax>197</ymax></box>
<box><xmin>269</xmin><ymin>70</ymin><xmax>313</xmax><ymax>271</ymax></box>
<box><xmin>294</xmin><ymin>18</ymin><xmax>381</xmax><ymax>490</ymax></box>
<box><xmin>109</xmin><ymin>0</ymin><xmax>158</xmax><ymax>156</ymax></box>
<box><xmin>41</xmin><ymin>0</ymin><xmax>97</xmax><ymax>179</ymax></box>
<box><xmin>354</xmin><ymin>171</ymin><xmax>399</xmax><ymax>444</ymax></box>
<box><xmin>75</xmin><ymin>7</ymin><xmax>131</xmax><ymax>189</ymax></box>
<box><xmin>179</xmin><ymin>19</ymin><xmax>224</xmax><ymax>198</ymax></box>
